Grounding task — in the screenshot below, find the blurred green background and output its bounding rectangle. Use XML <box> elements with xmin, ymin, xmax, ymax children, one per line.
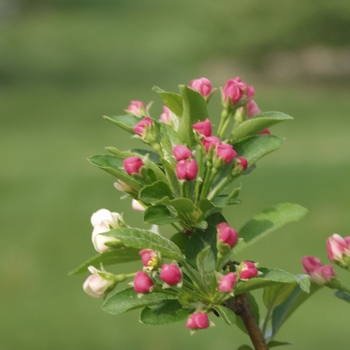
<box><xmin>1</xmin><ymin>0</ymin><xmax>350</xmax><ymax>349</ymax></box>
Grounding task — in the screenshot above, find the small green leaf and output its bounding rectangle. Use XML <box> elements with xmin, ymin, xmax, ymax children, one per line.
<box><xmin>143</xmin><ymin>204</ymin><xmax>179</xmax><ymax>225</ymax></box>
<box><xmin>178</xmin><ymin>85</ymin><xmax>209</xmax><ymax>147</ymax></box>
<box><xmin>230</xmin><ymin>111</ymin><xmax>293</xmax><ymax>143</ymax></box>
<box><xmin>88</xmin><ymin>154</ymin><xmax>143</xmax><ymax>190</ymax></box>
<box><xmin>213</xmin><ymin>305</ymin><xmax>236</xmax><ymax>325</ymax></box>
<box><xmin>196</xmin><ymin>246</ymin><xmax>216</xmax><ymax>292</ymax></box>
<box><xmin>132</xmin><ymin>149</ymin><xmax>161</xmax><ymax>164</ymax></box>
<box><xmin>334</xmin><ymin>290</ymin><xmax>350</xmax><ymax>303</ymax></box>
<box><xmin>271</xmin><ymin>283</ymin><xmax>322</xmax><ymax>337</ymax></box>
<box><xmin>139</xmin><ymin>181</ymin><xmax>174</xmax><ymax>204</ymax></box>
<box><xmin>162</xmin><ymin>159</ymin><xmax>181</xmax><ymax>197</ymax></box>
<box><xmin>235</xmin><ymin>268</ymin><xmax>297</xmax><ymax>295</ymax></box>
<box><xmin>104</xmin><ymin>227</ymin><xmax>184</xmax><ymax>261</ymax></box>
<box><xmin>234</xmin><ymin>135</ymin><xmax>285</xmax><ymax>166</ymax></box>
<box><xmin>69</xmin><ymin>248</ymin><xmax>140</xmax><ymax>275</ymax></box>
<box><xmin>153</xmin><ymin>86</ymin><xmax>183</xmax><ymax>116</ymax></box>
<box><xmin>165</xmin><ymin>198</ymin><xmax>194</xmax><ymax>213</ymax></box>
<box><xmin>232</xmin><ymin>203</ymin><xmax>308</xmax><ymax>255</ymax></box>
<box><xmin>170</xmin><ymin>232</ymin><xmax>190</xmax><ymax>253</ymax></box>
<box><xmin>268</xmin><ymin>340</ymin><xmax>293</xmax><ymax>348</ymax></box>
<box><xmin>237</xmin><ymin>345</ymin><xmax>254</xmax><ymax>350</ymax></box>
<box><xmin>140</xmin><ymin>300</ymin><xmax>192</xmax><ymax>325</ymax></box>
<box><xmin>102</xmin><ymin>287</ymin><xmax>177</xmax><ymax>315</ymax></box>
<box><xmin>103</xmin><ymin>114</ymin><xmax>141</xmax><ymax>133</ymax></box>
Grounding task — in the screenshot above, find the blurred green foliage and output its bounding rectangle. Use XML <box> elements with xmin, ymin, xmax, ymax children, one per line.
<box><xmin>1</xmin><ymin>1</ymin><xmax>350</xmax><ymax>349</ymax></box>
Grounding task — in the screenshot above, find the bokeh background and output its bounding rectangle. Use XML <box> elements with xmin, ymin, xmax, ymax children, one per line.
<box><xmin>1</xmin><ymin>0</ymin><xmax>350</xmax><ymax>349</ymax></box>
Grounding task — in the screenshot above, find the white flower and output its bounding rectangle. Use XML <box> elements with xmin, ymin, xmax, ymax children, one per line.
<box><xmin>91</xmin><ymin>209</ymin><xmax>123</xmax><ymax>253</ymax></box>
<box><xmin>83</xmin><ymin>266</ymin><xmax>114</xmax><ymax>298</ymax></box>
<box><xmin>132</xmin><ymin>199</ymin><xmax>145</xmax><ymax>211</ymax></box>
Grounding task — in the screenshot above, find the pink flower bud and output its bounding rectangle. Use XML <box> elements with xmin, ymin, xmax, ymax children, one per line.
<box><xmin>186</xmin><ymin>312</ymin><xmax>209</xmax><ymax>330</ymax></box>
<box><xmin>123</xmin><ymin>156</ymin><xmax>144</xmax><ymax>175</ymax></box>
<box><xmin>133</xmin><ymin>271</ymin><xmax>154</xmax><ymax>293</ymax></box>
<box><xmin>217</xmin><ymin>222</ymin><xmax>238</xmax><ymax>249</ymax></box>
<box><xmin>239</xmin><ymin>261</ymin><xmax>259</xmax><ymax>281</ymax></box>
<box><xmin>302</xmin><ymin>256</ymin><xmax>335</xmax><ymax>285</ymax></box>
<box><xmin>202</xmin><ymin>136</ymin><xmax>222</xmax><ymax>153</ymax></box>
<box><xmin>327</xmin><ymin>234</ymin><xmax>350</xmax><ymax>267</ymax></box>
<box><xmin>176</xmin><ymin>159</ymin><xmax>198</xmax><ymax>181</ymax></box>
<box><xmin>83</xmin><ymin>266</ymin><xmax>115</xmax><ymax>298</ymax></box>
<box><xmin>189</xmin><ymin>77</ymin><xmax>212</xmax><ymax>97</ymax></box>
<box><xmin>223</xmin><ymin>77</ymin><xmax>254</xmax><ymax>105</ymax></box>
<box><xmin>160</xmin><ymin>263</ymin><xmax>182</xmax><ymax>286</ymax></box>
<box><xmin>160</xmin><ymin>106</ymin><xmax>172</xmax><ymax>124</ymax></box>
<box><xmin>133</xmin><ymin>117</ymin><xmax>154</xmax><ymax>136</ymax></box>
<box><xmin>192</xmin><ymin>118</ymin><xmax>212</xmax><ymax>137</ymax></box>
<box><xmin>173</xmin><ymin>145</ymin><xmax>193</xmax><ymax>161</ymax></box>
<box><xmin>218</xmin><ymin>272</ymin><xmax>237</xmax><ymax>293</ymax></box>
<box><xmin>126</xmin><ymin>100</ymin><xmax>146</xmax><ymax>118</ymax></box>
<box><xmin>259</xmin><ymin>129</ymin><xmax>270</xmax><ymax>135</ymax></box>
<box><xmin>216</xmin><ymin>143</ymin><xmax>237</xmax><ymax>164</ymax></box>
<box><xmin>246</xmin><ymin>100</ymin><xmax>260</xmax><ymax>117</ymax></box>
<box><xmin>139</xmin><ymin>249</ymin><xmax>158</xmax><ymax>269</ymax></box>
<box><xmin>237</xmin><ymin>157</ymin><xmax>248</xmax><ymax>171</ymax></box>
<box><xmin>132</xmin><ymin>199</ymin><xmax>145</xmax><ymax>211</ymax></box>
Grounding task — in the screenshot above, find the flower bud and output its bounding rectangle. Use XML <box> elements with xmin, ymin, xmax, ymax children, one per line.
<box><xmin>217</xmin><ymin>222</ymin><xmax>238</xmax><ymax>249</ymax></box>
<box><xmin>126</xmin><ymin>100</ymin><xmax>146</xmax><ymax>118</ymax></box>
<box><xmin>160</xmin><ymin>106</ymin><xmax>172</xmax><ymax>124</ymax></box>
<box><xmin>173</xmin><ymin>145</ymin><xmax>193</xmax><ymax>161</ymax></box>
<box><xmin>133</xmin><ymin>271</ymin><xmax>154</xmax><ymax>293</ymax></box>
<box><xmin>83</xmin><ymin>266</ymin><xmax>116</xmax><ymax>298</ymax></box>
<box><xmin>132</xmin><ymin>199</ymin><xmax>145</xmax><ymax>211</ymax></box>
<box><xmin>237</xmin><ymin>157</ymin><xmax>248</xmax><ymax>171</ymax></box>
<box><xmin>91</xmin><ymin>209</ymin><xmax>124</xmax><ymax>253</ymax></box>
<box><xmin>216</xmin><ymin>143</ymin><xmax>237</xmax><ymax>165</ymax></box>
<box><xmin>238</xmin><ymin>261</ymin><xmax>259</xmax><ymax>281</ymax></box>
<box><xmin>139</xmin><ymin>249</ymin><xmax>158</xmax><ymax>270</ymax></box>
<box><xmin>189</xmin><ymin>77</ymin><xmax>212</xmax><ymax>97</ymax></box>
<box><xmin>246</xmin><ymin>100</ymin><xmax>260</xmax><ymax>117</ymax></box>
<box><xmin>160</xmin><ymin>263</ymin><xmax>182</xmax><ymax>286</ymax></box>
<box><xmin>218</xmin><ymin>272</ymin><xmax>237</xmax><ymax>293</ymax></box>
<box><xmin>302</xmin><ymin>256</ymin><xmax>335</xmax><ymax>285</ymax></box>
<box><xmin>202</xmin><ymin>136</ymin><xmax>221</xmax><ymax>153</ymax></box>
<box><xmin>223</xmin><ymin>77</ymin><xmax>254</xmax><ymax>106</ymax></box>
<box><xmin>176</xmin><ymin>159</ymin><xmax>198</xmax><ymax>181</ymax></box>
<box><xmin>327</xmin><ymin>234</ymin><xmax>350</xmax><ymax>268</ymax></box>
<box><xmin>123</xmin><ymin>156</ymin><xmax>144</xmax><ymax>175</ymax></box>
<box><xmin>192</xmin><ymin>118</ymin><xmax>212</xmax><ymax>137</ymax></box>
<box><xmin>186</xmin><ymin>312</ymin><xmax>209</xmax><ymax>330</ymax></box>
<box><xmin>133</xmin><ymin>117</ymin><xmax>155</xmax><ymax>136</ymax></box>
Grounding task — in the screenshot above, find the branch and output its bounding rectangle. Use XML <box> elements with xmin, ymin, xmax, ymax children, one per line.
<box><xmin>226</xmin><ymin>293</ymin><xmax>268</xmax><ymax>350</ymax></box>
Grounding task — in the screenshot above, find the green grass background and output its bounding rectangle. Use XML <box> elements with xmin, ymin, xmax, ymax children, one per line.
<box><xmin>1</xmin><ymin>1</ymin><xmax>350</xmax><ymax>349</ymax></box>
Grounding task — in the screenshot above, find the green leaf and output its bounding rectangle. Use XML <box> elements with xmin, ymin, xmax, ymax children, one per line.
<box><xmin>334</xmin><ymin>290</ymin><xmax>350</xmax><ymax>303</ymax></box>
<box><xmin>153</xmin><ymin>86</ymin><xmax>183</xmax><ymax>116</ymax></box>
<box><xmin>230</xmin><ymin>111</ymin><xmax>293</xmax><ymax>143</ymax></box>
<box><xmin>140</xmin><ymin>300</ymin><xmax>192</xmax><ymax>325</ymax></box>
<box><xmin>234</xmin><ymin>135</ymin><xmax>285</xmax><ymax>166</ymax></box>
<box><xmin>196</xmin><ymin>246</ymin><xmax>216</xmax><ymax>292</ymax></box>
<box><xmin>88</xmin><ymin>154</ymin><xmax>143</xmax><ymax>190</ymax></box>
<box><xmin>271</xmin><ymin>283</ymin><xmax>322</xmax><ymax>337</ymax></box>
<box><xmin>165</xmin><ymin>198</ymin><xmax>194</xmax><ymax>213</ymax></box>
<box><xmin>158</xmin><ymin>123</ymin><xmax>182</xmax><ymax>162</ymax></box>
<box><xmin>143</xmin><ymin>155</ymin><xmax>168</xmax><ymax>184</ymax></box>
<box><xmin>143</xmin><ymin>204</ymin><xmax>178</xmax><ymax>225</ymax></box>
<box><xmin>268</xmin><ymin>340</ymin><xmax>293</xmax><ymax>348</ymax></box>
<box><xmin>102</xmin><ymin>287</ymin><xmax>177</xmax><ymax>315</ymax></box>
<box><xmin>178</xmin><ymin>85</ymin><xmax>209</xmax><ymax>147</ymax></box>
<box><xmin>237</xmin><ymin>345</ymin><xmax>254</xmax><ymax>350</ymax></box>
<box><xmin>104</xmin><ymin>227</ymin><xmax>184</xmax><ymax>261</ymax></box>
<box><xmin>185</xmin><ymin>213</ymin><xmax>224</xmax><ymax>268</ymax></box>
<box><xmin>103</xmin><ymin>114</ymin><xmax>141</xmax><ymax>133</ymax></box>
<box><xmin>139</xmin><ymin>181</ymin><xmax>174</xmax><ymax>204</ymax></box>
<box><xmin>213</xmin><ymin>305</ymin><xmax>236</xmax><ymax>325</ymax></box>
<box><xmin>69</xmin><ymin>248</ymin><xmax>140</xmax><ymax>275</ymax></box>
<box><xmin>162</xmin><ymin>159</ymin><xmax>181</xmax><ymax>197</ymax></box>
<box><xmin>132</xmin><ymin>149</ymin><xmax>161</xmax><ymax>164</ymax></box>
<box><xmin>232</xmin><ymin>203</ymin><xmax>308</xmax><ymax>255</ymax></box>
<box><xmin>235</xmin><ymin>268</ymin><xmax>297</xmax><ymax>295</ymax></box>
<box><xmin>170</xmin><ymin>232</ymin><xmax>190</xmax><ymax>253</ymax></box>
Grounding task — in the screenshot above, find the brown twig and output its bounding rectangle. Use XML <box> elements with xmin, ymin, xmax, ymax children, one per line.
<box><xmin>226</xmin><ymin>293</ymin><xmax>269</xmax><ymax>350</ymax></box>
